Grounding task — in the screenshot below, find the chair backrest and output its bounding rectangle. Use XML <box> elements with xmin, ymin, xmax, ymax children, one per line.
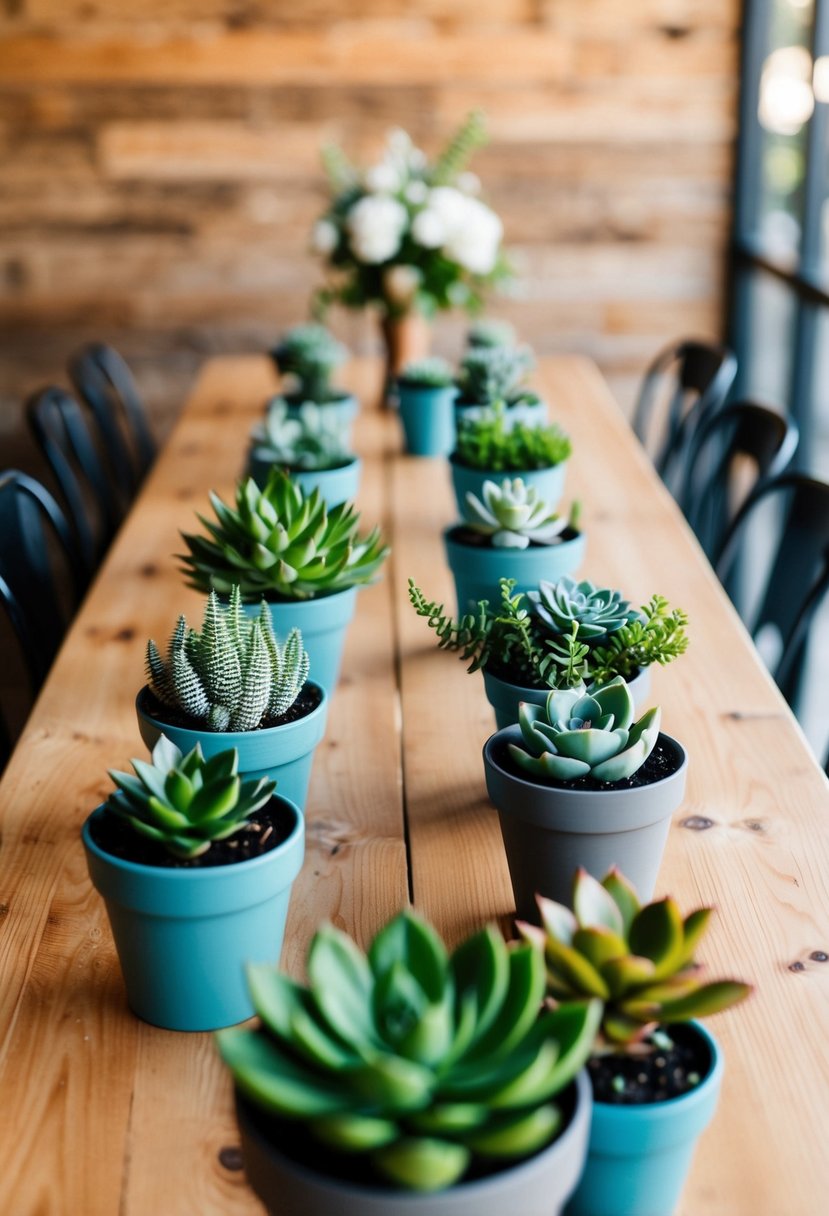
<box><xmin>68</xmin><ymin>343</ymin><xmax>156</xmax><ymax>499</ymax></box>
<box><xmin>26</xmin><ymin>386</ymin><xmax>123</xmax><ymax>575</ymax></box>
<box><xmin>678</xmin><ymin>401</ymin><xmax>799</xmax><ymax>560</ymax></box>
<box><xmin>632</xmin><ymin>339</ymin><xmax>737</xmax><ymax>490</ymax></box>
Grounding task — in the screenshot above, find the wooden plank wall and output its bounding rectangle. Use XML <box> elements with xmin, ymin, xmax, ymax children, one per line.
<box><xmin>0</xmin><ymin>0</ymin><xmax>739</xmax><ymax>458</ymax></box>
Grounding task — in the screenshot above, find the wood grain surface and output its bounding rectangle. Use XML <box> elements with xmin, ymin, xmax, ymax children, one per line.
<box><xmin>1</xmin><ymin>355</ymin><xmax>827</xmax><ymax>1214</ymax></box>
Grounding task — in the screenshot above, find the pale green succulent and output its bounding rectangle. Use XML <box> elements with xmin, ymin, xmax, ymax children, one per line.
<box><xmin>218</xmin><ymin>910</ymin><xmax>601</xmax><ymax>1192</ymax></box>
<box><xmin>273</xmin><ymin>323</ymin><xmax>348</xmax><ymax>403</ymax></box>
<box><xmin>520</xmin><ymin>867</ymin><xmax>752</xmax><ymax>1048</ymax></box>
<box><xmin>398</xmin><ymin>357</ymin><xmax>454</xmax><ymax>388</ymax></box>
<box><xmin>146</xmin><ymin>587</ymin><xmax>309</xmax><ymax>732</ymax></box>
<box><xmin>508</xmin><ymin>676</ymin><xmax>661</xmax><ymax>783</ymax></box>
<box><xmin>463</xmin><ymin>478</ymin><xmax>567</xmax><ymax>549</ymax></box>
<box><xmin>457</xmin><ymin>346</ymin><xmax>534</xmax><ymax>407</ymax></box>
<box><xmin>529</xmin><ymin>577</ymin><xmax>637</xmax><ymax>641</ymax></box>
<box><xmin>467</xmin><ymin>319</ymin><xmax>517</xmax><ymax>349</ymax></box>
<box><xmin>250</xmin><ymin>399</ymin><xmax>351</xmax><ymax>472</ymax></box>
<box><xmin>106</xmin><ymin>734</ymin><xmax>275</xmax><ymax>859</ymax></box>
<box><xmin>180</xmin><ymin>469</ymin><xmax>389</xmax><ymax>601</ymax></box>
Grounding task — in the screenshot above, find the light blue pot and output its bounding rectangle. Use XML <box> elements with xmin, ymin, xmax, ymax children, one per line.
<box><xmin>450</xmin><ymin>459</ymin><xmax>569</xmax><ymax>517</ymax></box>
<box><xmin>482</xmin><ymin>666</ymin><xmax>652</xmax><ymax>730</ymax></box>
<box><xmin>136</xmin><ymin>683</ymin><xmax>327</xmax><ymax>812</ymax></box>
<box><xmin>444</xmin><ymin>527</ymin><xmax>586</xmax><ymax>615</ymax></box>
<box><xmin>397</xmin><ymin>382</ymin><xmax>458</xmax><ymax>456</ymax></box>
<box><xmin>566</xmin><ymin>1024</ymin><xmax>723</xmax><ymax>1216</ymax></box>
<box><xmin>247</xmin><ymin>451</ymin><xmax>361</xmax><ymax>507</ymax></box>
<box><xmin>249</xmin><ymin>586</ymin><xmax>358</xmax><ymax>695</ymax></box>
<box><xmin>455</xmin><ymin>396</ymin><xmax>548</xmax><ymax>436</ymax></box>
<box><xmin>82</xmin><ymin>795</ymin><xmax>304</xmax><ymax>1031</ymax></box>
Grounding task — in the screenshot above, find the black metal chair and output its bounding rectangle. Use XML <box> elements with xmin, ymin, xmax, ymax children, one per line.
<box><xmin>632</xmin><ymin>339</ymin><xmax>737</xmax><ymax>492</ymax></box>
<box><xmin>715</xmin><ymin>473</ymin><xmax>829</xmax><ymax>713</ymax></box>
<box><xmin>68</xmin><ymin>343</ymin><xmax>156</xmax><ymax>501</ymax></box>
<box><xmin>26</xmin><ymin>386</ymin><xmax>124</xmax><ymax>577</ymax></box>
<box><xmin>677</xmin><ymin>401</ymin><xmax>799</xmax><ymax>561</ymax></box>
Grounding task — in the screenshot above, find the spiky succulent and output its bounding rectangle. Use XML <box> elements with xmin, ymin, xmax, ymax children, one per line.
<box><xmin>398</xmin><ymin>356</ymin><xmax>454</xmax><ymax>388</ymax></box>
<box><xmin>218</xmin><ymin>911</ymin><xmax>601</xmax><ymax>1192</ymax></box>
<box><xmin>530</xmin><ymin>577</ymin><xmax>636</xmax><ymax>641</ymax></box>
<box><xmin>146</xmin><ymin>587</ymin><xmax>309</xmax><ymax>732</ymax></box>
<box><xmin>509</xmin><ymin>677</ymin><xmax>660</xmax><ymax>783</ymax></box>
<box><xmin>273</xmin><ymin>323</ymin><xmax>347</xmax><ymax>403</ymax></box>
<box><xmin>250</xmin><ymin>399</ymin><xmax>351</xmax><ymax>473</ymax></box>
<box><xmin>455</xmin><ymin>405</ymin><xmax>571</xmax><ymax>473</ymax></box>
<box><xmin>520</xmin><ymin>867</ymin><xmax>752</xmax><ymax>1048</ymax></box>
<box><xmin>180</xmin><ymin>470</ymin><xmax>389</xmax><ymax>601</ymax></box>
<box><xmin>467</xmin><ymin>319</ymin><xmax>517</xmax><ymax>349</ymax></box>
<box><xmin>106</xmin><ymin>734</ymin><xmax>275</xmax><ymax>859</ymax></box>
<box><xmin>457</xmin><ymin>346</ymin><xmax>534</xmax><ymax>408</ymax></box>
<box><xmin>463</xmin><ymin>478</ymin><xmax>567</xmax><ymax>549</ymax></box>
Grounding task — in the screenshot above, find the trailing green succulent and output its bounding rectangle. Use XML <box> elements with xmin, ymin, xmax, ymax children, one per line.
<box><xmin>398</xmin><ymin>356</ymin><xmax>455</xmax><ymax>388</ymax></box>
<box><xmin>146</xmin><ymin>587</ymin><xmax>309</xmax><ymax>731</ymax></box>
<box><xmin>520</xmin><ymin>867</ymin><xmax>752</xmax><ymax>1048</ymax></box>
<box><xmin>462</xmin><ymin>478</ymin><xmax>568</xmax><ymax>549</ymax></box>
<box><xmin>218</xmin><ymin>910</ymin><xmax>601</xmax><ymax>1192</ymax></box>
<box><xmin>408</xmin><ymin>576</ymin><xmax>688</xmax><ymax>691</ymax></box>
<box><xmin>454</xmin><ymin>405</ymin><xmax>571</xmax><ymax>472</ymax></box>
<box><xmin>273</xmin><ymin>324</ymin><xmax>348</xmax><ymax>403</ymax></box>
<box><xmin>250</xmin><ymin>399</ymin><xmax>352</xmax><ymax>473</ymax></box>
<box><xmin>180</xmin><ymin>469</ymin><xmax>389</xmax><ymax>602</ymax></box>
<box><xmin>508</xmin><ymin>677</ymin><xmax>661</xmax><ymax>783</ymax></box>
<box><xmin>457</xmin><ymin>346</ymin><xmax>535</xmax><ymax>408</ymax></box>
<box><xmin>467</xmin><ymin>319</ymin><xmax>517</xmax><ymax>349</ymax></box>
<box><xmin>106</xmin><ymin>734</ymin><xmax>275</xmax><ymax>859</ymax></box>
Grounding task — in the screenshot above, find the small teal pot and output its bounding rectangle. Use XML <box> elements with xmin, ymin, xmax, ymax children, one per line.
<box><xmin>247</xmin><ymin>452</ymin><xmax>361</xmax><ymax>507</ymax></box>
<box><xmin>450</xmin><ymin>457</ymin><xmax>569</xmax><ymax>517</ymax></box>
<box><xmin>482</xmin><ymin>666</ymin><xmax>652</xmax><ymax>731</ymax></box>
<box><xmin>397</xmin><ymin>382</ymin><xmax>458</xmax><ymax>457</ymax></box>
<box><xmin>136</xmin><ymin>683</ymin><xmax>327</xmax><ymax>812</ymax></box>
<box><xmin>455</xmin><ymin>396</ymin><xmax>548</xmax><ymax>436</ymax></box>
<box><xmin>565</xmin><ymin>1024</ymin><xmax>723</xmax><ymax>1216</ymax></box>
<box><xmin>444</xmin><ymin>527</ymin><xmax>586</xmax><ymax>615</ymax></box>
<box><xmin>82</xmin><ymin>795</ymin><xmax>304</xmax><ymax>1031</ymax></box>
<box><xmin>247</xmin><ymin>586</ymin><xmax>358</xmax><ymax>694</ymax></box>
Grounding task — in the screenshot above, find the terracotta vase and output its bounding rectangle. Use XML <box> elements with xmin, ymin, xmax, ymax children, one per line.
<box><xmin>380</xmin><ymin>312</ymin><xmax>432</xmax><ymax>406</ymax></box>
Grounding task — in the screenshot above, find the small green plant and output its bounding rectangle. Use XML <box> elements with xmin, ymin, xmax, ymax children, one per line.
<box><xmin>106</xmin><ymin>734</ymin><xmax>275</xmax><ymax>859</ymax></box>
<box><xmin>508</xmin><ymin>677</ymin><xmax>661</xmax><ymax>783</ymax></box>
<box><xmin>462</xmin><ymin>478</ymin><xmax>568</xmax><ymax>549</ymax></box>
<box><xmin>520</xmin><ymin>867</ymin><xmax>752</xmax><ymax>1049</ymax></box>
<box><xmin>180</xmin><ymin>470</ymin><xmax>389</xmax><ymax>602</ymax></box>
<box><xmin>457</xmin><ymin>346</ymin><xmax>535</xmax><ymax>408</ymax></box>
<box><xmin>454</xmin><ymin>405</ymin><xmax>571</xmax><ymax>472</ymax></box>
<box><xmin>251</xmin><ymin>399</ymin><xmax>351</xmax><ymax>472</ymax></box>
<box><xmin>146</xmin><ymin>587</ymin><xmax>309</xmax><ymax>731</ymax></box>
<box><xmin>273</xmin><ymin>324</ymin><xmax>347</xmax><ymax>403</ymax></box>
<box><xmin>398</xmin><ymin>356</ymin><xmax>454</xmax><ymax>388</ymax></box>
<box><xmin>217</xmin><ymin>910</ymin><xmax>601</xmax><ymax>1192</ymax></box>
<box><xmin>467</xmin><ymin>318</ymin><xmax>517</xmax><ymax>349</ymax></box>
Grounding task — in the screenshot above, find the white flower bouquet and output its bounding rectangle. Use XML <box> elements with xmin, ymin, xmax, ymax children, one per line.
<box><xmin>311</xmin><ymin>113</ymin><xmax>509</xmax><ymax>320</ymax></box>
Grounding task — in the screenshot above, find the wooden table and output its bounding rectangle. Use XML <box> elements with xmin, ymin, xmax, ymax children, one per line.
<box><xmin>1</xmin><ymin>356</ymin><xmax>827</xmax><ymax>1215</ymax></box>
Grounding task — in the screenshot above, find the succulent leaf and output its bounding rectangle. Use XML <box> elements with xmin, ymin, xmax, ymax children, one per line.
<box><xmin>463</xmin><ymin>478</ymin><xmax>567</xmax><ymax>550</ymax></box>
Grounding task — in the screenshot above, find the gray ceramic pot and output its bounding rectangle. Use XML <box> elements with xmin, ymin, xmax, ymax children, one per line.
<box><xmin>235</xmin><ymin>1071</ymin><xmax>591</xmax><ymax>1216</ymax></box>
<box><xmin>482</xmin><ymin>666</ymin><xmax>652</xmax><ymax>730</ymax></box>
<box><xmin>483</xmin><ymin>726</ymin><xmax>688</xmax><ymax>918</ymax></box>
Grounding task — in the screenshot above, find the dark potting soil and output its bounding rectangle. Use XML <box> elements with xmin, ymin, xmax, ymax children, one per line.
<box><xmin>448</xmin><ymin>524</ymin><xmax>581</xmax><ymax>550</ymax></box>
<box><xmin>90</xmin><ymin>798</ymin><xmax>296</xmax><ymax>870</ymax></box>
<box><xmin>139</xmin><ymin>683</ymin><xmax>322</xmax><ymax>733</ymax></box>
<box><xmin>588</xmin><ymin>1024</ymin><xmax>712</xmax><ymax>1106</ymax></box>
<box><xmin>493</xmin><ymin>733</ymin><xmax>681</xmax><ymax>792</ymax></box>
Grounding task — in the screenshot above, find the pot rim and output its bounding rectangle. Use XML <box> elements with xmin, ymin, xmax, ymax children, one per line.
<box><xmin>481</xmin><ymin>665</ymin><xmax>648</xmax><ymax>698</ymax></box>
<box><xmin>135</xmin><ymin>680</ymin><xmax>327</xmax><ymax>747</ymax></box>
<box><xmin>249</xmin><ymin>450</ymin><xmax>361</xmax><ymax>475</ymax></box>
<box><xmin>449</xmin><ymin>452</ymin><xmax>569</xmax><ymax>475</ymax></box>
<box><xmin>443</xmin><ymin>524</ymin><xmax>583</xmax><ymax>551</ymax></box>
<box><xmin>591</xmin><ymin>1021</ymin><xmax>722</xmax><ymax>1119</ymax></box>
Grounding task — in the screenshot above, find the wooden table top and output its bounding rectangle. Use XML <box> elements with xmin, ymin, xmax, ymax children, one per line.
<box><xmin>1</xmin><ymin>355</ymin><xmax>828</xmax><ymax>1215</ymax></box>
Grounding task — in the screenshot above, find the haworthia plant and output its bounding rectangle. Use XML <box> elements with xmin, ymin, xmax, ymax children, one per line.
<box><xmin>273</xmin><ymin>323</ymin><xmax>347</xmax><ymax>403</ymax></box>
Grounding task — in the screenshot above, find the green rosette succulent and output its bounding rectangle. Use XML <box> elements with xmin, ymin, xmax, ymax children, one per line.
<box><xmin>508</xmin><ymin>676</ymin><xmax>661</xmax><ymax>782</ymax></box>
<box><xmin>180</xmin><ymin>469</ymin><xmax>389</xmax><ymax>601</ymax></box>
<box><xmin>519</xmin><ymin>867</ymin><xmax>752</xmax><ymax>1047</ymax></box>
<box><xmin>218</xmin><ymin>911</ymin><xmax>601</xmax><ymax>1193</ymax></box>
<box><xmin>251</xmin><ymin>399</ymin><xmax>351</xmax><ymax>472</ymax></box>
<box><xmin>106</xmin><ymin>734</ymin><xmax>275</xmax><ymax>859</ymax></box>
<box><xmin>529</xmin><ymin>577</ymin><xmax>636</xmax><ymax>641</ymax></box>
<box><xmin>273</xmin><ymin>323</ymin><xmax>347</xmax><ymax>403</ymax></box>
<box><xmin>463</xmin><ymin>478</ymin><xmax>567</xmax><ymax>549</ymax></box>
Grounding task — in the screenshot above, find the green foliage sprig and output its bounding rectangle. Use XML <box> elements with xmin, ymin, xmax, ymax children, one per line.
<box><xmin>589</xmin><ymin>596</ymin><xmax>689</xmax><ymax>685</ymax></box>
<box><xmin>430</xmin><ymin>109</ymin><xmax>488</xmax><ymax>185</ymax></box>
<box><xmin>454</xmin><ymin>405</ymin><xmax>571</xmax><ymax>472</ymax></box>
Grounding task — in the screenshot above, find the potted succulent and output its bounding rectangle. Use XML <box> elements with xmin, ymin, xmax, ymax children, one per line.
<box><xmin>137</xmin><ymin>587</ymin><xmax>326</xmax><ymax>810</ymax></box>
<box><xmin>180</xmin><ymin>470</ymin><xmax>389</xmax><ymax>692</ymax></box>
<box><xmin>522</xmin><ymin>868</ymin><xmax>752</xmax><ymax>1216</ymax></box>
<box><xmin>482</xmin><ymin>677</ymin><xmax>688</xmax><ymax>917</ymax></box>
<box><xmin>466</xmin><ymin>318</ymin><xmax>517</xmax><ymax>349</ymax></box>
<box><xmin>270</xmin><ymin>324</ymin><xmax>358</xmax><ymax>438</ymax></box>
<box><xmin>217</xmin><ymin>909</ymin><xmax>602</xmax><ymax>1215</ymax></box>
<box><xmin>443</xmin><ymin>479</ymin><xmax>584</xmax><ymax>615</ymax></box>
<box><xmin>395</xmin><ymin>357</ymin><xmax>458</xmax><ymax>458</ymax></box>
<box><xmin>454</xmin><ymin>346</ymin><xmax>547</xmax><ymax>433</ymax></box>
<box><xmin>82</xmin><ymin>735</ymin><xmax>304</xmax><ymax>1031</ymax></box>
<box><xmin>451</xmin><ymin>404</ymin><xmax>572</xmax><ymax>514</ymax></box>
<box><xmin>247</xmin><ymin>399</ymin><xmax>360</xmax><ymax>506</ymax></box>
<box><xmin>409</xmin><ymin>576</ymin><xmax>689</xmax><ymax>728</ymax></box>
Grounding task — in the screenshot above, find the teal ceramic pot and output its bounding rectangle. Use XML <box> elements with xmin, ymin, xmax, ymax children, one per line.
<box><xmin>234</xmin><ymin>1071</ymin><xmax>592</xmax><ymax>1216</ymax></box>
<box><xmin>455</xmin><ymin>396</ymin><xmax>548</xmax><ymax>436</ymax></box>
<box><xmin>443</xmin><ymin>527</ymin><xmax>586</xmax><ymax>615</ymax></box>
<box><xmin>82</xmin><ymin>795</ymin><xmax>304</xmax><ymax>1031</ymax></box>
<box><xmin>450</xmin><ymin>457</ymin><xmax>569</xmax><ymax>517</ymax></box>
<box><xmin>245</xmin><ymin>586</ymin><xmax>358</xmax><ymax>694</ymax></box>
<box><xmin>136</xmin><ymin>682</ymin><xmax>327</xmax><ymax>812</ymax></box>
<box><xmin>483</xmin><ymin>726</ymin><xmax>688</xmax><ymax>919</ymax></box>
<box><xmin>247</xmin><ymin>452</ymin><xmax>361</xmax><ymax>507</ymax></box>
<box><xmin>397</xmin><ymin>382</ymin><xmax>458</xmax><ymax>457</ymax></box>
<box><xmin>482</xmin><ymin>666</ymin><xmax>652</xmax><ymax>730</ymax></box>
<box><xmin>565</xmin><ymin>1024</ymin><xmax>723</xmax><ymax>1216</ymax></box>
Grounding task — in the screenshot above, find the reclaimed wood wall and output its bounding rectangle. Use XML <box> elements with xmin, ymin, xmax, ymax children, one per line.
<box><xmin>0</xmin><ymin>0</ymin><xmax>740</xmax><ymax>458</ymax></box>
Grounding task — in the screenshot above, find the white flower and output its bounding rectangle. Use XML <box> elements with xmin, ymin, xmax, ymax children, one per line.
<box><xmin>457</xmin><ymin>171</ymin><xmax>481</xmax><ymax>196</ymax></box>
<box><xmin>387</xmin><ymin>127</ymin><xmax>412</xmax><ymax>155</ymax></box>
<box><xmin>405</xmin><ymin>180</ymin><xmax>429</xmax><ymax>205</ymax></box>
<box><xmin>445</xmin><ymin>198</ymin><xmax>502</xmax><ymax>274</ymax></box>
<box><xmin>311</xmin><ymin>219</ymin><xmax>339</xmax><ymax>256</ymax></box>
<box><xmin>346</xmin><ymin>194</ymin><xmax>408</xmax><ymax>264</ymax></box>
<box><xmin>384</xmin><ymin>264</ymin><xmax>421</xmax><ymax>305</ymax></box>
<box><xmin>411</xmin><ymin>207</ymin><xmax>446</xmax><ymax>249</ymax></box>
<box><xmin>365</xmin><ymin>161</ymin><xmax>401</xmax><ymax>193</ymax></box>
<box><xmin>428</xmin><ymin>186</ymin><xmax>469</xmax><ymax>230</ymax></box>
